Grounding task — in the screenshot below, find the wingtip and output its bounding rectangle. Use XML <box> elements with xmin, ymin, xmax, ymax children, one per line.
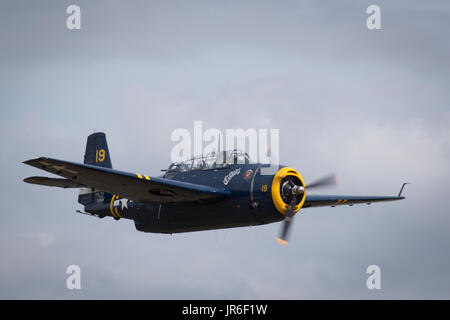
<box><xmin>22</xmin><ymin>157</ymin><xmax>47</xmax><ymax>165</ymax></box>
<box><xmin>22</xmin><ymin>159</ymin><xmax>35</xmax><ymax>166</ymax></box>
<box><xmin>398</xmin><ymin>182</ymin><xmax>411</xmax><ymax>197</ymax></box>
<box><xmin>23</xmin><ymin>176</ymin><xmax>39</xmax><ymax>183</ymax></box>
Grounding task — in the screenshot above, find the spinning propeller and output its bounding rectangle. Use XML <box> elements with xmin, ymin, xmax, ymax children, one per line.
<box><xmin>276</xmin><ymin>173</ymin><xmax>337</xmax><ymax>245</ymax></box>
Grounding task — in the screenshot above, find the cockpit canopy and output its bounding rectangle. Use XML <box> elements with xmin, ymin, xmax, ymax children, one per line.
<box><xmin>167</xmin><ymin>150</ymin><xmax>252</xmax><ymax>173</ymax></box>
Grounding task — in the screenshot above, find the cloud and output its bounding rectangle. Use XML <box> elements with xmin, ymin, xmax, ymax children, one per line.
<box><xmin>0</xmin><ymin>0</ymin><xmax>449</xmax><ymax>299</ymax></box>
<box><xmin>21</xmin><ymin>232</ymin><xmax>57</xmax><ymax>247</ymax></box>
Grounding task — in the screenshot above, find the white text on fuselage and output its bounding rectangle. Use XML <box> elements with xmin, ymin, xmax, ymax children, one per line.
<box><xmin>223</xmin><ymin>168</ymin><xmax>241</xmax><ymax>185</ymax></box>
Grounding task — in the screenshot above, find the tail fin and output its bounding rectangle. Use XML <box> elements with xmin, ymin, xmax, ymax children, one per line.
<box><xmin>78</xmin><ymin>132</ymin><xmax>113</xmax><ymax>206</ymax></box>
<box><xmin>83</xmin><ymin>132</ymin><xmax>112</xmax><ymax>169</ymax></box>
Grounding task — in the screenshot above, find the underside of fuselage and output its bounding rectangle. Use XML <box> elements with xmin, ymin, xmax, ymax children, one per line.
<box><xmin>134</xmin><ymin>203</ymin><xmax>284</xmax><ymax>234</ymax></box>
<box><xmin>85</xmin><ymin>194</ymin><xmax>284</xmax><ymax>234</ymax></box>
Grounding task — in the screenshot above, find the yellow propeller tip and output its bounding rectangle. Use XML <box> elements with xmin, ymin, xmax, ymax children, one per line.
<box><xmin>276</xmin><ymin>238</ymin><xmax>288</xmax><ymax>245</ymax></box>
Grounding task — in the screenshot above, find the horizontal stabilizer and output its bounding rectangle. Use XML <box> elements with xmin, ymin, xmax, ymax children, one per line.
<box><xmin>24</xmin><ymin>176</ymin><xmax>82</xmax><ymax>188</ymax></box>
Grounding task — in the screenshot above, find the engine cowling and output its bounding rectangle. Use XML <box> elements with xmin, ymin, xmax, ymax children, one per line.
<box><xmin>271</xmin><ymin>167</ymin><xmax>306</xmax><ymax>215</ymax></box>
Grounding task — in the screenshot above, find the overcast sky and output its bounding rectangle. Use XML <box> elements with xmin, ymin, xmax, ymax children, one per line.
<box><xmin>1</xmin><ymin>0</ymin><xmax>449</xmax><ymax>299</ymax></box>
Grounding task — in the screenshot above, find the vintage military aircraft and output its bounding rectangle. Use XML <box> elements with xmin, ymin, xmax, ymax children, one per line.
<box><xmin>23</xmin><ymin>132</ymin><xmax>408</xmax><ymax>244</ymax></box>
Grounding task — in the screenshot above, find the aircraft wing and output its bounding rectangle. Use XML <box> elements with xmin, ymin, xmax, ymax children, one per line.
<box><xmin>23</xmin><ymin>157</ymin><xmax>231</xmax><ymax>203</ymax></box>
<box><xmin>303</xmin><ymin>193</ymin><xmax>405</xmax><ymax>208</ymax></box>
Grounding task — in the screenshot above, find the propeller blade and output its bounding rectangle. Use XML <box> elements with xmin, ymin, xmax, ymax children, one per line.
<box><xmin>276</xmin><ymin>198</ymin><xmax>296</xmax><ymax>245</ymax></box>
<box><xmin>276</xmin><ymin>173</ymin><xmax>337</xmax><ymax>244</ymax></box>
<box><xmin>306</xmin><ymin>173</ymin><xmax>337</xmax><ymax>190</ymax></box>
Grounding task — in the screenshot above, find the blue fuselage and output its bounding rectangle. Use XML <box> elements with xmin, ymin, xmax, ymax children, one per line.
<box><xmin>85</xmin><ymin>163</ymin><xmax>284</xmax><ymax>233</ymax></box>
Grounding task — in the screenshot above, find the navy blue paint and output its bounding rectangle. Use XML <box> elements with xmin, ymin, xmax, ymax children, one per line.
<box><xmin>23</xmin><ymin>132</ymin><xmax>405</xmax><ymax>234</ymax></box>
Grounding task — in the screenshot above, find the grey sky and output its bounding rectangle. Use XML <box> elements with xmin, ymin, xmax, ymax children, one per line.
<box><xmin>0</xmin><ymin>0</ymin><xmax>449</xmax><ymax>299</ymax></box>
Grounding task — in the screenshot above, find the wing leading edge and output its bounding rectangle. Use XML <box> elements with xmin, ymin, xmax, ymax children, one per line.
<box><xmin>303</xmin><ymin>194</ymin><xmax>405</xmax><ymax>208</ymax></box>
<box><xmin>23</xmin><ymin>157</ymin><xmax>231</xmax><ymax>203</ymax></box>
